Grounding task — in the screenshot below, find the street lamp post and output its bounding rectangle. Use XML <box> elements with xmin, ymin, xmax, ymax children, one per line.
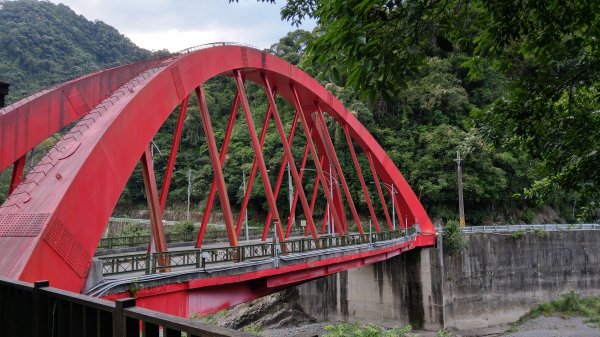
<box><xmin>372</xmin><ymin>182</ymin><xmax>398</xmax><ymax>231</ymax></box>
<box><xmin>301</xmin><ymin>166</ymin><xmax>337</xmax><ymax>236</ymax></box>
<box><xmin>455</xmin><ymin>151</ymin><xmax>465</xmax><ymax>227</ymax></box>
<box><xmin>187</xmin><ymin>169</ymin><xmax>192</xmax><ymax>221</ymax></box>
<box><xmin>288</xmin><ymin>163</ymin><xmax>294</xmax><ymax>228</ymax></box>
<box><xmin>380</xmin><ymin>182</ymin><xmax>397</xmax><ymax>231</ymax></box>
<box><xmin>241</xmin><ymin>171</ymin><xmax>249</xmax><ymax>241</ymax></box>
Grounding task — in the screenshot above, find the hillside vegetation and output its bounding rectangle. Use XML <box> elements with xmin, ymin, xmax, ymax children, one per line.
<box><xmin>1</xmin><ymin>1</ymin><xmax>592</xmax><ymax>225</ymax></box>
<box><xmin>0</xmin><ymin>0</ymin><xmax>152</xmax><ymax>102</ymax></box>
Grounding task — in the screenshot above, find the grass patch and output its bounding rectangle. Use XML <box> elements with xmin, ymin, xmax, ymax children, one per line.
<box><xmin>323</xmin><ymin>322</ymin><xmax>412</xmax><ymax>337</ymax></box>
<box><xmin>515</xmin><ymin>291</ymin><xmax>600</xmax><ymax>328</ymax></box>
<box><xmin>242</xmin><ymin>322</ymin><xmax>263</xmax><ymax>336</ymax></box>
<box><xmin>190</xmin><ymin>309</ymin><xmax>229</xmax><ymax>325</ymax></box>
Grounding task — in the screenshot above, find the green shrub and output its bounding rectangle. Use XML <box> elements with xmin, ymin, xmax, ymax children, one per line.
<box><xmin>436</xmin><ymin>329</ymin><xmax>453</xmax><ymax>337</ymax></box>
<box><xmin>121</xmin><ymin>223</ymin><xmax>150</xmax><ymax>237</ymax></box>
<box><xmin>516</xmin><ymin>291</ymin><xmax>600</xmax><ymax>328</ymax></box>
<box><xmin>171</xmin><ymin>220</ymin><xmax>196</xmax><ymax>235</ymax></box>
<box><xmin>323</xmin><ymin>322</ymin><xmax>412</xmax><ymax>337</ymax></box>
<box><xmin>443</xmin><ymin>220</ymin><xmax>465</xmax><ymax>256</ymax></box>
<box><xmin>510</xmin><ymin>229</ymin><xmax>527</xmax><ymax>239</ymax></box>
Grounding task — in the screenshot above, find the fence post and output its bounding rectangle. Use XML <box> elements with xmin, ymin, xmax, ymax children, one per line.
<box><xmin>145</xmin><ymin>255</ymin><xmax>151</xmax><ymax>274</ymax></box>
<box><xmin>239</xmin><ymin>246</ymin><xmax>244</xmax><ymax>262</ymax></box>
<box><xmin>151</xmin><ymin>253</ymin><xmax>157</xmax><ymax>274</ymax></box>
<box><xmin>33</xmin><ymin>280</ymin><xmax>50</xmax><ymax>337</ymax></box>
<box><xmin>113</xmin><ymin>298</ymin><xmax>136</xmax><ymax>337</ymax></box>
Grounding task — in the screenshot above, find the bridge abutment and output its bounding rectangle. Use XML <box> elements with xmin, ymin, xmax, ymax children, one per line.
<box><xmin>296</xmin><ymin>230</ymin><xmax>600</xmax><ymax>331</ymax></box>
<box><xmin>296</xmin><ymin>246</ymin><xmax>444</xmax><ymax>330</ymax></box>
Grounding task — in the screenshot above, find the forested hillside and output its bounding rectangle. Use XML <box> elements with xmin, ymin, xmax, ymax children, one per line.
<box><xmin>1</xmin><ymin>1</ymin><xmax>591</xmax><ymax>225</ymax></box>
<box><xmin>0</xmin><ymin>0</ymin><xmax>152</xmax><ymax>102</ymax></box>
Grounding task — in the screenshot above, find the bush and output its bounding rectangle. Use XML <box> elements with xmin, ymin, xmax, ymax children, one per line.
<box><xmin>171</xmin><ymin>220</ymin><xmax>196</xmax><ymax>235</ymax></box>
<box><xmin>516</xmin><ymin>291</ymin><xmax>600</xmax><ymax>328</ymax></box>
<box><xmin>121</xmin><ymin>223</ymin><xmax>150</xmax><ymax>237</ymax></box>
<box><xmin>323</xmin><ymin>322</ymin><xmax>412</xmax><ymax>337</ymax></box>
<box><xmin>443</xmin><ymin>220</ymin><xmax>465</xmax><ymax>256</ymax></box>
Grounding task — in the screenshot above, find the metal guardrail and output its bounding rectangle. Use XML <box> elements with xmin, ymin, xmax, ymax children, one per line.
<box><xmin>436</xmin><ymin>223</ymin><xmax>600</xmax><ymax>234</ymax></box>
<box><xmin>177</xmin><ymin>42</ymin><xmax>259</xmax><ymax>55</ymax></box>
<box><xmin>0</xmin><ymin>277</ymin><xmax>252</xmax><ymax>337</ymax></box>
<box><xmin>100</xmin><ymin>227</ymin><xmax>418</xmax><ymax>276</ymax></box>
<box><xmin>98</xmin><ymin>227</ymin><xmax>307</xmax><ymax>250</ymax></box>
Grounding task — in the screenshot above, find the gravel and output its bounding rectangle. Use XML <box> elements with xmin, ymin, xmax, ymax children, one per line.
<box><xmin>262</xmin><ymin>322</ymin><xmax>331</xmax><ymax>337</ymax></box>
<box><xmin>503</xmin><ymin>316</ymin><xmax>600</xmax><ymax>337</ymax></box>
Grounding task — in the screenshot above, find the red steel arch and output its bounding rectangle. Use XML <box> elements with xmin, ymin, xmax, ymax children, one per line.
<box><xmin>0</xmin><ymin>45</ymin><xmax>434</xmax><ymax>292</ymax></box>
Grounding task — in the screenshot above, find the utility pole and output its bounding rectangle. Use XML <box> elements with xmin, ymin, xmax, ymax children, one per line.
<box><xmin>187</xmin><ymin>169</ymin><xmax>192</xmax><ymax>221</ymax></box>
<box><xmin>389</xmin><ymin>184</ymin><xmax>397</xmax><ymax>231</ymax></box>
<box><xmin>455</xmin><ymin>151</ymin><xmax>465</xmax><ymax>227</ymax></box>
<box><xmin>287</xmin><ymin>163</ymin><xmax>294</xmax><ymax>229</ymax></box>
<box><xmin>242</xmin><ymin>171</ymin><xmax>249</xmax><ymax>241</ymax></box>
<box><xmin>329</xmin><ymin>164</ymin><xmax>334</xmax><ymax>237</ymax></box>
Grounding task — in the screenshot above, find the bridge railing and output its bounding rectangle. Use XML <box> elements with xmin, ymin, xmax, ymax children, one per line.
<box><xmin>449</xmin><ymin>223</ymin><xmax>600</xmax><ymax>234</ymax></box>
<box><xmin>100</xmin><ymin>227</ymin><xmax>418</xmax><ymax>277</ymax></box>
<box><xmin>0</xmin><ymin>277</ymin><xmax>251</xmax><ymax>337</ymax></box>
<box><xmin>98</xmin><ymin>227</ymin><xmax>307</xmax><ymax>250</ymax></box>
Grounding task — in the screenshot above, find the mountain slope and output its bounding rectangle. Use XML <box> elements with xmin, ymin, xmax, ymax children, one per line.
<box><xmin>0</xmin><ymin>0</ymin><xmax>152</xmax><ymax>103</ymax></box>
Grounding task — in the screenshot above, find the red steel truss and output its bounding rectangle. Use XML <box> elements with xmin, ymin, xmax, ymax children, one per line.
<box><xmin>0</xmin><ymin>45</ymin><xmax>434</xmax><ymax>293</ymax></box>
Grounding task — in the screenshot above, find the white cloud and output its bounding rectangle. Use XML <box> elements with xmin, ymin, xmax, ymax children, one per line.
<box><xmin>48</xmin><ymin>0</ymin><xmax>316</xmax><ymax>51</ymax></box>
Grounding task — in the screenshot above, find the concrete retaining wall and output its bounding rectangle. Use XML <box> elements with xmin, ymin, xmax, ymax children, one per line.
<box><xmin>295</xmin><ymin>230</ymin><xmax>600</xmax><ymax>330</ymax></box>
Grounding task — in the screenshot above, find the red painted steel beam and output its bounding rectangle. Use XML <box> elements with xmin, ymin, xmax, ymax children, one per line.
<box><xmin>195</xmin><ymin>91</ymin><xmax>241</xmax><ymax>248</ymax></box>
<box><xmin>262</xmin><ymin>74</ymin><xmax>319</xmax><ymax>239</ymax></box>
<box><xmin>0</xmin><ymin>45</ymin><xmax>433</xmax><ymax>293</ymax></box>
<box><xmin>8</xmin><ymin>155</ymin><xmax>26</xmax><ymax>195</ymax></box>
<box><xmin>311</xmin><ymin>129</ymin><xmax>347</xmax><ymax>233</ymax></box>
<box><xmin>0</xmin><ymin>57</ymin><xmax>171</xmax><ymax>173</ymax></box>
<box><xmin>159</xmin><ymin>95</ymin><xmax>190</xmax><ymax>211</ymax></box>
<box><xmin>106</xmin><ymin>235</ymin><xmax>437</xmax><ymax>317</ymax></box>
<box><xmin>140</xmin><ymin>147</ymin><xmax>168</xmax><ymax>257</ymax></box>
<box><xmin>285</xmin><ymin>143</ymin><xmax>310</xmax><ymax>237</ymax></box>
<box><xmin>236</xmin><ymin>97</ymin><xmax>274</xmax><ymax>239</ymax></box>
<box><xmin>302</xmin><ymin>155</ymin><xmax>327</xmax><ymax>237</ymax></box>
<box><xmin>265</xmin><ymin>112</ymin><xmax>299</xmax><ymax>235</ymax></box>
<box><xmin>343</xmin><ymin>125</ymin><xmax>380</xmax><ymax>233</ymax></box>
<box><xmin>391</xmin><ymin>187</ymin><xmax>406</xmax><ymax>229</ymax></box>
<box><xmin>234</xmin><ymin>71</ymin><xmax>285</xmax><ymax>242</ymax></box>
<box><xmin>291</xmin><ymin>84</ymin><xmax>345</xmax><ymax>236</ymax></box>
<box><xmin>265</xmin><ymin>113</ymin><xmax>298</xmax><ymax>234</ymax></box>
<box><xmin>195</xmin><ymin>86</ymin><xmax>238</xmax><ymax>247</ymax></box>
<box><xmin>367</xmin><ymin>151</ymin><xmax>394</xmax><ymax>231</ymax></box>
<box><xmin>314</xmin><ymin>107</ymin><xmax>364</xmax><ymax>234</ymax></box>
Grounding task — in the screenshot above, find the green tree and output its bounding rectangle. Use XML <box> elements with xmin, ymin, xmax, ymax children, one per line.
<box><xmin>237</xmin><ymin>0</ymin><xmax>599</xmax><ymax>217</ymax></box>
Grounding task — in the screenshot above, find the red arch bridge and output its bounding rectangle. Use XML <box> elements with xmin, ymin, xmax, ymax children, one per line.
<box><xmin>0</xmin><ymin>44</ymin><xmax>436</xmax><ymax>318</ymax></box>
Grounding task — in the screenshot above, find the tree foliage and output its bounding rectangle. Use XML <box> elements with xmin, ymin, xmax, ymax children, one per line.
<box><xmin>2</xmin><ymin>0</ymin><xmax>592</xmax><ymax>225</ymax></box>
<box><xmin>240</xmin><ymin>0</ymin><xmax>599</xmax><ymax>216</ymax></box>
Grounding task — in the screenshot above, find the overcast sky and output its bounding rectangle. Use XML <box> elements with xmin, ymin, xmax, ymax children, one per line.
<box><xmin>47</xmin><ymin>0</ymin><xmax>316</xmax><ymax>52</ymax></box>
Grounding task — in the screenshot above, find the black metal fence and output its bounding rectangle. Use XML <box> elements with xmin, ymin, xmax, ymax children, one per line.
<box><xmin>100</xmin><ymin>227</ymin><xmax>418</xmax><ymax>276</ymax></box>
<box><xmin>0</xmin><ymin>277</ymin><xmax>252</xmax><ymax>337</ymax></box>
<box><xmin>98</xmin><ymin>227</ymin><xmax>307</xmax><ymax>250</ymax></box>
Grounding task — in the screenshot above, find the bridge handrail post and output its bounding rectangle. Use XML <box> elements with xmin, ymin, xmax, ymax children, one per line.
<box><xmin>151</xmin><ymin>253</ymin><xmax>157</xmax><ymax>274</ymax></box>
<box><xmin>144</xmin><ymin>255</ymin><xmax>151</xmax><ymax>274</ymax></box>
<box><xmin>195</xmin><ymin>250</ymin><xmax>201</xmax><ymax>269</ymax></box>
<box><xmin>113</xmin><ymin>298</ymin><xmax>136</xmax><ymax>337</ymax></box>
<box><xmin>33</xmin><ymin>280</ymin><xmax>50</xmax><ymax>337</ymax></box>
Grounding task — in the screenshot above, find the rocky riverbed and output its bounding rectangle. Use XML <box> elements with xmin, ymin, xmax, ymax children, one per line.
<box><xmin>193</xmin><ymin>289</ymin><xmax>600</xmax><ymax>337</ymax></box>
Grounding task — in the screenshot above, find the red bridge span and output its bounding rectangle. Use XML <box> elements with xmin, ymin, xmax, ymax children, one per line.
<box><xmin>0</xmin><ymin>44</ymin><xmax>436</xmax><ymax>318</ymax></box>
